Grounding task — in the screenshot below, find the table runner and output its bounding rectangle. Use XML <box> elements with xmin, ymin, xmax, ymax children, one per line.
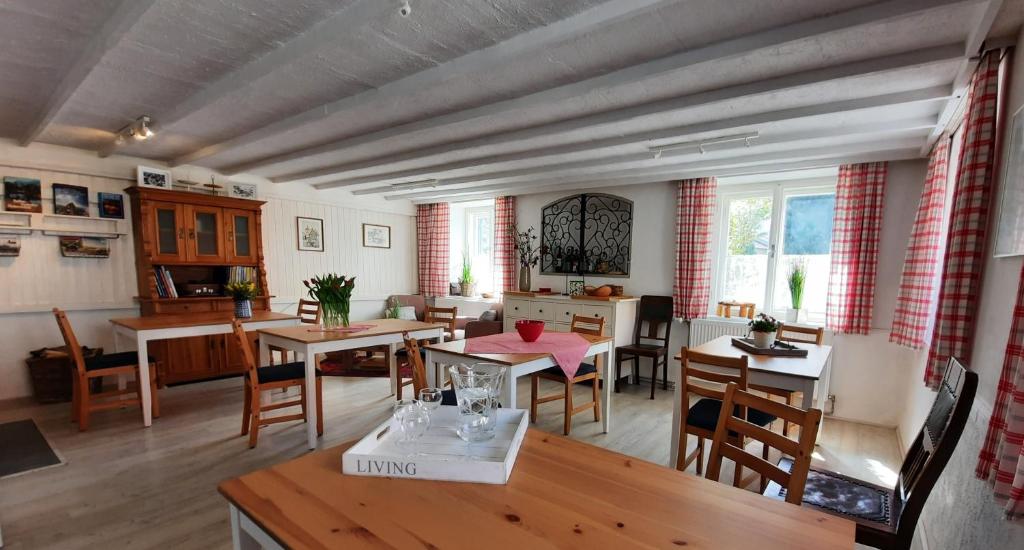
<box><xmin>463</xmin><ymin>332</ymin><xmax>591</xmax><ymax>378</ymax></box>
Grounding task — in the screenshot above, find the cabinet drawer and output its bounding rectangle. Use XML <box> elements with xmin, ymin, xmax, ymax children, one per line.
<box><xmin>530</xmin><ymin>301</ymin><xmax>554</xmax><ymax>322</ymax></box>
<box><xmin>157</xmin><ymin>300</ymin><xmax>215</xmax><ymax>314</ymax></box>
<box><xmin>577</xmin><ymin>304</ymin><xmax>612</xmax><ymax>322</ymax></box>
<box><xmin>505</xmin><ymin>299</ymin><xmax>529</xmax><ymax>318</ymax></box>
<box><xmin>553</xmin><ymin>303</ymin><xmax>579</xmax><ymax>324</ymax></box>
<box><xmin>547</xmin><ymin>322</ymin><xmax>570</xmax><ymax>333</ymax></box>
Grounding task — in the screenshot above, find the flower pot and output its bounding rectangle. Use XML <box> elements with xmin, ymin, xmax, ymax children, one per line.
<box><xmin>518</xmin><ymin>266</ymin><xmax>531</xmax><ymax>292</ymax></box>
<box><xmin>751</xmin><ymin>330</ymin><xmax>776</xmax><ymax>348</ymax></box>
<box><xmin>461</xmin><ymin>282</ymin><xmax>477</xmax><ymax>297</ymax></box>
<box><xmin>234</xmin><ymin>299</ymin><xmax>253</xmax><ymax>319</ymax></box>
<box><xmin>785</xmin><ymin>308</ymin><xmax>800</xmax><ymax>323</ymax></box>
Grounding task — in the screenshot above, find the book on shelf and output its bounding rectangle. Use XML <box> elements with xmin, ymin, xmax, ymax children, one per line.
<box><xmin>152</xmin><ymin>266</ymin><xmax>178</xmax><ymax>298</ymax></box>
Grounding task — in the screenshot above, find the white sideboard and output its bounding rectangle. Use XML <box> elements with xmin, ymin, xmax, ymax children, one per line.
<box><xmin>502</xmin><ymin>294</ymin><xmax>638</xmax><ymax>349</ymax></box>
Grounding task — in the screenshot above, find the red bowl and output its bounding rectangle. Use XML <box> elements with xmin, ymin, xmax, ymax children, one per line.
<box><xmin>515</xmin><ymin>319</ymin><xmax>545</xmax><ymax>342</ymax></box>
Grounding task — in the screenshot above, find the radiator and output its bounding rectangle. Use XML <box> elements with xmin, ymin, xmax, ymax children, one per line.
<box><xmin>688</xmin><ymin>318</ymin><xmax>749</xmax><ymax>347</ymax></box>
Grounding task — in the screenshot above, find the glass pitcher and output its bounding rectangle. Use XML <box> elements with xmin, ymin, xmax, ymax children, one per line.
<box><xmin>448</xmin><ymin>363</ymin><xmax>505</xmax><ymax>443</ymax></box>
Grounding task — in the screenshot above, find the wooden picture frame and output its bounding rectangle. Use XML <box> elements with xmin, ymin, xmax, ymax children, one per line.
<box><xmin>137</xmin><ymin>166</ymin><xmax>172</xmax><ymax>189</ymax></box>
<box><xmin>297</xmin><ymin>216</ymin><xmax>324</xmax><ymax>252</ymax></box>
<box><xmin>362</xmin><ymin>223</ymin><xmax>391</xmax><ymax>248</ymax></box>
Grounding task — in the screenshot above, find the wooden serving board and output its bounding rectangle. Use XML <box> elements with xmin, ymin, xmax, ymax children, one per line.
<box><xmin>731</xmin><ymin>337</ymin><xmax>809</xmax><ymax>357</ymax></box>
<box><xmin>571</xmin><ymin>294</ymin><xmax>636</xmax><ymax>301</ymax></box>
<box><xmin>503</xmin><ymin>290</ymin><xmax>561</xmax><ymax>297</ymax></box>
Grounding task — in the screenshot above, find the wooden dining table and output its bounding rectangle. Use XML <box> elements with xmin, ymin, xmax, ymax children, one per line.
<box><xmin>219</xmin><ymin>429</ymin><xmax>855</xmax><ymax>549</ymax></box>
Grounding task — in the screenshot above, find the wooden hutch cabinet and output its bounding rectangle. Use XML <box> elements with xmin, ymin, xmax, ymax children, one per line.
<box><xmin>127</xmin><ymin>187</ymin><xmax>270</xmax><ymax>384</ymax></box>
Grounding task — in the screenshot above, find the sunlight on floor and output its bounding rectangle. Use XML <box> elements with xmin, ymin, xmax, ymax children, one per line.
<box><xmin>865</xmin><ymin>458</ymin><xmax>899</xmax><ymax>487</ymax></box>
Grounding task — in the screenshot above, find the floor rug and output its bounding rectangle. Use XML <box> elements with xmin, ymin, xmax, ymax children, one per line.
<box><xmin>0</xmin><ymin>419</ymin><xmax>64</xmax><ymax>478</ymax></box>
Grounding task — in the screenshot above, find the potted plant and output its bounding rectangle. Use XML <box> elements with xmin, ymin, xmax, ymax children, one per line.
<box><xmin>224</xmin><ymin>281</ymin><xmax>257</xmax><ymax>319</ymax></box>
<box><xmin>304</xmin><ymin>274</ymin><xmax>355</xmax><ymax>329</ymax></box>
<box><xmin>459</xmin><ymin>255</ymin><xmax>477</xmax><ymax>297</ymax></box>
<box><xmin>512</xmin><ymin>225</ymin><xmax>543</xmax><ymax>292</ymax></box>
<box><xmin>786</xmin><ymin>260</ymin><xmax>806</xmax><ymax>322</ymax></box>
<box><xmin>749</xmin><ymin>313</ymin><xmax>780</xmax><ymax>348</ymax></box>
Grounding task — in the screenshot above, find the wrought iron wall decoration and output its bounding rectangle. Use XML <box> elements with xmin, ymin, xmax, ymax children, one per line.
<box><xmin>540</xmin><ymin>193</ymin><xmax>633</xmax><ymax>277</ymax></box>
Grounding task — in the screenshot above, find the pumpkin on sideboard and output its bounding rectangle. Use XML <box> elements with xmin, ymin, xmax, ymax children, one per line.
<box><xmin>584</xmin><ymin>285</ymin><xmax>613</xmax><ymax>297</ymax></box>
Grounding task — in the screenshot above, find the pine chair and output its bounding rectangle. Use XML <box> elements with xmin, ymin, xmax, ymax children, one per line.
<box><xmin>614</xmin><ymin>295</ymin><xmax>673</xmax><ymax>399</ymax></box>
<box><xmin>425</xmin><ymin>305</ymin><xmax>458</xmax><ymax>341</ymax></box>
<box><xmin>764</xmin><ymin>358</ymin><xmax>977</xmax><ymax>549</ymax></box>
<box><xmin>706</xmin><ymin>382</ymin><xmax>822</xmax><ymax>502</ymax></box>
<box><xmin>268</xmin><ymin>299</ymin><xmax>321</xmax><ymax>365</ymax></box>
<box><xmin>749</xmin><ymin>323</ymin><xmax>825</xmax><ymax>436</ymax></box>
<box><xmin>675</xmin><ymin>347</ymin><xmax>777</xmax><ymax>487</ymax></box>
<box><xmin>52</xmin><ymin>308</ymin><xmax>160</xmax><ymax>431</ymax></box>
<box><xmin>231</xmin><ymin>319</ymin><xmax>323</xmax><ymax>448</ymax></box>
<box><xmin>530</xmin><ymin>315</ymin><xmax>605</xmax><ymax>435</ymax></box>
<box><xmin>402</xmin><ymin>333</ymin><xmax>456</xmax><ymax>406</ymax></box>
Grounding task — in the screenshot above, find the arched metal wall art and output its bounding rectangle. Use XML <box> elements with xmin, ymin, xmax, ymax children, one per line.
<box><xmin>540</xmin><ymin>193</ymin><xmax>633</xmax><ymax>277</ymax></box>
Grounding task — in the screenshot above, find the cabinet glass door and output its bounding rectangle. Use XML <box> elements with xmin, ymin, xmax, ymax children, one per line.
<box><xmin>185</xmin><ymin>206</ymin><xmax>224</xmax><ymax>261</ymax></box>
<box><xmin>225</xmin><ymin>209</ymin><xmax>257</xmax><ymax>263</ymax></box>
<box><xmin>152</xmin><ymin>202</ymin><xmax>185</xmax><ymax>262</ymax></box>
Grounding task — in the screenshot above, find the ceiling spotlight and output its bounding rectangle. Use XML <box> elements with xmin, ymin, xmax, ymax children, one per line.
<box><xmin>115</xmin><ymin>115</ymin><xmax>155</xmax><ymax>144</ymax></box>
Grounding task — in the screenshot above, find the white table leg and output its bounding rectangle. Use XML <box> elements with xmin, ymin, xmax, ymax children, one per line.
<box><xmin>135</xmin><ymin>333</ymin><xmax>152</xmax><ymax>427</ymax></box>
<box><xmin>425</xmin><ymin>349</ymin><xmax>438</xmax><ymax>388</ymax></box>
<box><xmin>113</xmin><ymin>328</ymin><xmax>129</xmax><ymax>399</ymax></box>
<box><xmin>670</xmin><ymin>369</ymin><xmax>683</xmax><ymax>468</ymax></box>
<box><xmin>304</xmin><ymin>348</ymin><xmax>318</xmax><ymax>450</ymax></box>
<box><xmin>601</xmin><ymin>346</ymin><xmax>613</xmax><ymax>433</ymax></box>
<box><xmin>501</xmin><ymin>368</ymin><xmax>517</xmax><ymax>410</ymax></box>
<box><xmin>388</xmin><ymin>343</ymin><xmax>399</xmax><ymax>396</ymax></box>
<box><xmin>229</xmin><ymin>505</ymin><xmax>261</xmax><ymax>550</ymax></box>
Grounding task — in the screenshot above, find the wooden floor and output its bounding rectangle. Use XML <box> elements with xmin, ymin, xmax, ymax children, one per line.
<box><xmin>0</xmin><ymin>375</ymin><xmax>902</xmax><ymax>549</ymax></box>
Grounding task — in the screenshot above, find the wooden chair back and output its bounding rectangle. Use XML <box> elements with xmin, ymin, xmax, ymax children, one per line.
<box><xmin>52</xmin><ymin>308</ymin><xmax>87</xmax><ymax>377</ymax></box>
<box><xmin>679</xmin><ymin>347</ymin><xmax>749</xmax><ymax>404</ymax></box>
<box><xmin>891</xmin><ymin>358</ymin><xmax>976</xmax><ymax>541</ymax></box>
<box><xmin>230</xmin><ymin>319</ymin><xmax>261</xmax><ymax>392</ymax></box>
<box><xmin>425</xmin><ymin>306</ymin><xmax>458</xmax><ymax>336</ymax></box>
<box><xmin>706</xmin><ymin>382</ymin><xmax>822</xmax><ymax>505</ymax></box>
<box><xmin>297</xmin><ymin>299</ymin><xmax>321</xmax><ymax>324</ymax></box>
<box><xmin>632</xmin><ymin>295</ymin><xmax>674</xmax><ymax>348</ymax></box>
<box><xmin>401</xmin><ymin>332</ymin><xmax>428</xmax><ymax>395</ymax></box>
<box><xmin>776</xmin><ymin>324</ymin><xmax>825</xmax><ymax>345</ymax></box>
<box><xmin>570</xmin><ymin>314</ymin><xmax>605</xmax><ymax>337</ymax></box>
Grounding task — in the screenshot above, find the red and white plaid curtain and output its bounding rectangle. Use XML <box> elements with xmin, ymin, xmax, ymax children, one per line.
<box><xmin>826</xmin><ymin>162</ymin><xmax>887</xmax><ymax>334</ymax></box>
<box><xmin>673</xmin><ymin>177</ymin><xmax>716</xmax><ymax>320</ymax></box>
<box><xmin>416</xmin><ymin>202</ymin><xmax>450</xmax><ymax>297</ymax></box>
<box><xmin>976</xmin><ymin>263</ymin><xmax>1024</xmax><ymax>520</ymax></box>
<box><xmin>925</xmin><ymin>51</ymin><xmax>1001</xmax><ymax>388</ymax></box>
<box><xmin>493</xmin><ymin>196</ymin><xmax>517</xmax><ymax>292</ymax></box>
<box><xmin>890</xmin><ymin>139</ymin><xmax>951</xmax><ymax>348</ymax></box>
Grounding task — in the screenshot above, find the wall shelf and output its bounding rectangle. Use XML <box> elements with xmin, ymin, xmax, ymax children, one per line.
<box><xmin>0</xmin><ymin>212</ymin><xmax>128</xmax><ymax>238</ymax></box>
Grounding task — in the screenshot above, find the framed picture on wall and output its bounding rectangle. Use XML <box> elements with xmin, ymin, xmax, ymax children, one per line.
<box><xmin>296</xmin><ymin>216</ymin><xmax>324</xmax><ymax>252</ymax></box>
<box><xmin>52</xmin><ymin>183</ymin><xmax>89</xmax><ymax>216</ymax></box>
<box><xmin>228</xmin><ymin>182</ymin><xmax>258</xmax><ymax>200</ymax></box>
<box><xmin>137</xmin><ymin>166</ymin><xmax>172</xmax><ymax>189</ymax></box>
<box><xmin>59</xmin><ymin>236</ymin><xmax>110</xmax><ymax>258</ymax></box>
<box><xmin>98</xmin><ymin>192</ymin><xmax>124</xmax><ymax>219</ymax></box>
<box><xmin>362</xmin><ymin>223</ymin><xmax>391</xmax><ymax>248</ymax></box>
<box><xmin>0</xmin><ymin>236</ymin><xmax>20</xmax><ymax>256</ymax></box>
<box><xmin>3</xmin><ymin>177</ymin><xmax>42</xmax><ymax>212</ymax></box>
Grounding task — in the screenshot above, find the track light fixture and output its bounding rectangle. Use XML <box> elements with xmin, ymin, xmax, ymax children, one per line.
<box><xmin>649</xmin><ymin>131</ymin><xmax>759</xmax><ymax>159</ymax></box>
<box><xmin>389</xmin><ymin>179</ymin><xmax>439</xmax><ymax>192</ymax></box>
<box><xmin>114</xmin><ymin>115</ymin><xmax>155</xmax><ymax>145</ymax></box>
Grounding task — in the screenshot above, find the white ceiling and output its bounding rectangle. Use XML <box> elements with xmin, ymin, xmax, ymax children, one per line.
<box><xmin>2</xmin><ymin>0</ymin><xmax>1021</xmax><ymax>202</ymax></box>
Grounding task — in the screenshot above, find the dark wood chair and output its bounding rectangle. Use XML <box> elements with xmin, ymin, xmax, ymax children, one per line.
<box><xmin>401</xmin><ymin>333</ymin><xmax>457</xmax><ymax>406</ymax></box>
<box><xmin>53</xmin><ymin>308</ymin><xmax>160</xmax><ymax>431</ymax></box>
<box><xmin>675</xmin><ymin>347</ymin><xmax>777</xmax><ymax>487</ymax></box>
<box><xmin>269</xmin><ymin>299</ymin><xmax>320</xmax><ymax>365</ymax></box>
<box><xmin>231</xmin><ymin>319</ymin><xmax>323</xmax><ymax>449</ymax></box>
<box><xmin>749</xmin><ymin>323</ymin><xmax>825</xmax><ymax>436</ymax></box>
<box><xmin>764</xmin><ymin>358</ymin><xmax>977</xmax><ymax>549</ymax></box>
<box><xmin>530</xmin><ymin>315</ymin><xmax>606</xmax><ymax>435</ymax></box>
<box><xmin>706</xmin><ymin>382</ymin><xmax>821</xmax><ymax>501</ymax></box>
<box><xmin>614</xmin><ymin>295</ymin><xmax>673</xmax><ymax>399</ymax></box>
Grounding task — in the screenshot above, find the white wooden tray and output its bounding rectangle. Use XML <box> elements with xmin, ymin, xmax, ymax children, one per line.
<box><xmin>341</xmin><ymin>406</ymin><xmax>529</xmax><ymax>484</ymax></box>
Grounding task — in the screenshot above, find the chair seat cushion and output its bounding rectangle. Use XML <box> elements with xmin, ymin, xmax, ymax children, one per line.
<box><xmin>617</xmin><ymin>343</ymin><xmax>667</xmax><ymax>356</ymax></box>
<box><xmin>394</xmin><ymin>348</ymin><xmax>427</xmax><ymax>360</ymax></box>
<box><xmin>84</xmin><ymin>352</ymin><xmax>156</xmax><ymax>371</ymax></box>
<box><xmin>440</xmin><ymin>389</ymin><xmax>458</xmax><ymax>406</ymax></box>
<box><xmin>540</xmin><ymin>362</ymin><xmax>597</xmax><ymax>378</ymax></box>
<box><xmin>686</xmin><ymin>398</ymin><xmax>777</xmax><ymax>434</ymax></box>
<box><xmin>768</xmin><ymin>458</ymin><xmax>894</xmax><ymax>525</ymax></box>
<box><xmin>248</xmin><ymin>362</ymin><xmax>322</xmax><ymax>384</ymax></box>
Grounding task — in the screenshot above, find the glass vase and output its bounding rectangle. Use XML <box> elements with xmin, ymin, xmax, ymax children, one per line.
<box><xmin>518</xmin><ymin>266</ymin><xmax>531</xmax><ymax>292</ymax></box>
<box><xmin>320</xmin><ymin>298</ymin><xmax>351</xmax><ymax>329</ymax></box>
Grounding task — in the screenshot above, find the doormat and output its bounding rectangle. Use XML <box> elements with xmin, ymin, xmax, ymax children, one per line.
<box><xmin>0</xmin><ymin>419</ymin><xmax>65</xmax><ymax>478</ymax></box>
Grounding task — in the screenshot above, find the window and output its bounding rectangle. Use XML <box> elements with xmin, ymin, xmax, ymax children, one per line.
<box><xmin>712</xmin><ymin>180</ymin><xmax>836</xmax><ymax>323</ymax></box>
<box><xmin>449</xmin><ymin>200</ymin><xmax>495</xmax><ymax>292</ymax></box>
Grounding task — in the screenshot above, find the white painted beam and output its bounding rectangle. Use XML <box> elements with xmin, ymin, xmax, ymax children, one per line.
<box><xmin>19</xmin><ymin>0</ymin><xmax>160</xmax><ymax>146</ymax></box>
<box><xmin>169</xmin><ymin>0</ymin><xmax>673</xmax><ymax>167</ymax></box>
<box><xmin>215</xmin><ymin>0</ymin><xmax>971</xmax><ymax>174</ymax></box>
<box><xmin>966</xmin><ymin>0</ymin><xmax>1004</xmax><ymax>55</ymax></box>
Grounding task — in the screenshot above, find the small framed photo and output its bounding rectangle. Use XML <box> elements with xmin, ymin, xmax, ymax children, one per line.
<box><xmin>296</xmin><ymin>216</ymin><xmax>324</xmax><ymax>252</ymax></box>
<box><xmin>3</xmin><ymin>177</ymin><xmax>42</xmax><ymax>213</ymax></box>
<box><xmin>0</xmin><ymin>236</ymin><xmax>20</xmax><ymax>256</ymax></box>
<box><xmin>52</xmin><ymin>183</ymin><xmax>89</xmax><ymax>216</ymax></box>
<box><xmin>137</xmin><ymin>166</ymin><xmax>172</xmax><ymax>189</ymax></box>
<box><xmin>98</xmin><ymin>192</ymin><xmax>124</xmax><ymax>219</ymax></box>
<box><xmin>59</xmin><ymin>236</ymin><xmax>110</xmax><ymax>258</ymax></box>
<box><xmin>362</xmin><ymin>223</ymin><xmax>391</xmax><ymax>248</ymax></box>
<box><xmin>567</xmin><ymin>279</ymin><xmax>585</xmax><ymax>296</ymax></box>
<box><xmin>228</xmin><ymin>182</ymin><xmax>258</xmax><ymax>200</ymax></box>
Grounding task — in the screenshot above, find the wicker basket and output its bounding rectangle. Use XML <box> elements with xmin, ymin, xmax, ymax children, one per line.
<box><xmin>26</xmin><ymin>346</ymin><xmax>102</xmax><ymax>403</ymax></box>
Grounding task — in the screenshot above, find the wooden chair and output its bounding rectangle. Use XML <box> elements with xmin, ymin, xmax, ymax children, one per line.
<box><xmin>749</xmin><ymin>323</ymin><xmax>825</xmax><ymax>436</ymax></box>
<box><xmin>675</xmin><ymin>347</ymin><xmax>777</xmax><ymax>487</ymax></box>
<box><xmin>52</xmin><ymin>308</ymin><xmax>160</xmax><ymax>431</ymax></box>
<box><xmin>530</xmin><ymin>315</ymin><xmax>605</xmax><ymax>435</ymax></box>
<box><xmin>401</xmin><ymin>333</ymin><xmax>457</xmax><ymax>406</ymax></box>
<box><xmin>231</xmin><ymin>319</ymin><xmax>323</xmax><ymax>448</ymax></box>
<box><xmin>614</xmin><ymin>295</ymin><xmax>674</xmax><ymax>399</ymax></box>
<box><xmin>706</xmin><ymin>382</ymin><xmax>822</xmax><ymax>503</ymax></box>
<box><xmin>764</xmin><ymin>358</ymin><xmax>977</xmax><ymax>549</ymax></box>
<box><xmin>268</xmin><ymin>299</ymin><xmax>320</xmax><ymax>365</ymax></box>
<box><xmin>425</xmin><ymin>305</ymin><xmax>458</xmax><ymax>341</ymax></box>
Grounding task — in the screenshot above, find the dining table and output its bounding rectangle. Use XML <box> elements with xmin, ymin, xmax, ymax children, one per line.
<box><xmin>218</xmin><ymin>429</ymin><xmax>855</xmax><ymax>549</ymax></box>
<box><xmin>256</xmin><ymin>318</ymin><xmax>445</xmax><ymax>449</ymax></box>
<box><xmin>670</xmin><ymin>335</ymin><xmax>833</xmax><ymax>466</ymax></box>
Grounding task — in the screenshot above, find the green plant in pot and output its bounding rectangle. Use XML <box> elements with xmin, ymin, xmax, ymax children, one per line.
<box><xmin>304</xmin><ymin>274</ymin><xmax>355</xmax><ymax>329</ymax></box>
<box><xmin>748</xmin><ymin>312</ymin><xmax>780</xmax><ymax>348</ymax></box>
<box><xmin>786</xmin><ymin>260</ymin><xmax>806</xmax><ymax>323</ymax></box>
<box><xmin>225</xmin><ymin>281</ymin><xmax>257</xmax><ymax>319</ymax></box>
<box><xmin>459</xmin><ymin>254</ymin><xmax>477</xmax><ymax>297</ymax></box>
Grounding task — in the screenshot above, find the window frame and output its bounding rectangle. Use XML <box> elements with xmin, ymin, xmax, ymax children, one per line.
<box><xmin>709</xmin><ymin>179</ymin><xmax>838</xmax><ymax>322</ymax></box>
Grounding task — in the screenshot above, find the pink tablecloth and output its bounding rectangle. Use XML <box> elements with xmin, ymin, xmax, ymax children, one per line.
<box><xmin>462</xmin><ymin>331</ymin><xmax>592</xmax><ymax>378</ymax></box>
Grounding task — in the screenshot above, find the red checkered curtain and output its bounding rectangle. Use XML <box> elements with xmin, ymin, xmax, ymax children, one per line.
<box><xmin>925</xmin><ymin>52</ymin><xmax>1001</xmax><ymax>388</ymax></box>
<box><xmin>673</xmin><ymin>177</ymin><xmax>716</xmax><ymax>320</ymax></box>
<box><xmin>826</xmin><ymin>162</ymin><xmax>887</xmax><ymax>334</ymax></box>
<box><xmin>416</xmin><ymin>202</ymin><xmax>450</xmax><ymax>297</ymax></box>
<box><xmin>976</xmin><ymin>263</ymin><xmax>1024</xmax><ymax>520</ymax></box>
<box><xmin>889</xmin><ymin>139</ymin><xmax>951</xmax><ymax>348</ymax></box>
<box><xmin>493</xmin><ymin>196</ymin><xmax>517</xmax><ymax>292</ymax></box>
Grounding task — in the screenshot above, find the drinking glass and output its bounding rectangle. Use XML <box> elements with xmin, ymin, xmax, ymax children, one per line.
<box><xmin>418</xmin><ymin>388</ymin><xmax>444</xmax><ymax>417</ymax></box>
<box><xmin>392</xmin><ymin>399</ymin><xmax>430</xmax><ymax>454</ymax></box>
<box><xmin>448</xmin><ymin>363</ymin><xmax>505</xmax><ymax>443</ymax></box>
